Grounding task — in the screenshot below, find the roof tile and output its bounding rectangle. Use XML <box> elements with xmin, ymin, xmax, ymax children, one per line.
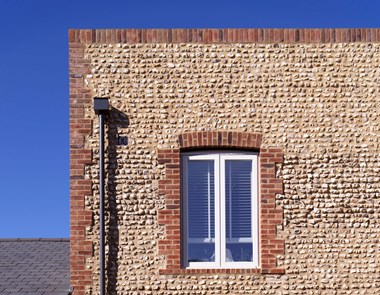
<box><xmin>0</xmin><ymin>239</ymin><xmax>70</xmax><ymax>295</ymax></box>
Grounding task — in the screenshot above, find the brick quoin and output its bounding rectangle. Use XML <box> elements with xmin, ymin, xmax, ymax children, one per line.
<box><xmin>157</xmin><ymin>131</ymin><xmax>284</xmax><ymax>275</ymax></box>
<box><xmin>69</xmin><ymin>37</ymin><xmax>93</xmax><ymax>295</ymax></box>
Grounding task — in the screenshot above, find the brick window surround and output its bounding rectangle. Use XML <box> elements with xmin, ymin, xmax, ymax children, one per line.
<box><xmin>157</xmin><ymin>131</ymin><xmax>284</xmax><ymax>275</ymax></box>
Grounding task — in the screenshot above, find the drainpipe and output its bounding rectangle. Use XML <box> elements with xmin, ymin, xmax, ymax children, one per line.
<box><xmin>94</xmin><ymin>97</ymin><xmax>109</xmax><ymax>295</ymax></box>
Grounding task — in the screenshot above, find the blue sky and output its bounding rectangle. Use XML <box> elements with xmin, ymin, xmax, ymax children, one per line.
<box><xmin>0</xmin><ymin>0</ymin><xmax>378</xmax><ymax>238</ymax></box>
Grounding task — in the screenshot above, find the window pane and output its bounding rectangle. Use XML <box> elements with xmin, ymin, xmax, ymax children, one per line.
<box><xmin>225</xmin><ymin>160</ymin><xmax>253</xmax><ymax>262</ymax></box>
<box><xmin>187</xmin><ymin>160</ymin><xmax>215</xmax><ymax>262</ymax></box>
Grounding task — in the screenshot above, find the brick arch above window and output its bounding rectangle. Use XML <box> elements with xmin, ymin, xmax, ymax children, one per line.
<box><xmin>158</xmin><ymin>131</ymin><xmax>284</xmax><ymax>275</ymax></box>
<box><xmin>179</xmin><ymin>131</ymin><xmax>262</xmax><ymax>150</ymax></box>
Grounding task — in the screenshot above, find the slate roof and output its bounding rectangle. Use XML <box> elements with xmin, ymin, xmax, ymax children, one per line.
<box><xmin>0</xmin><ymin>238</ymin><xmax>70</xmax><ymax>295</ymax></box>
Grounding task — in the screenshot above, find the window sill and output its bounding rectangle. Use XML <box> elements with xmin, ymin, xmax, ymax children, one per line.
<box><xmin>159</xmin><ymin>268</ymin><xmax>285</xmax><ymax>275</ymax></box>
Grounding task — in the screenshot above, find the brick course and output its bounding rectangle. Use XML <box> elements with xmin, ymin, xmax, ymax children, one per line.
<box><xmin>69</xmin><ymin>28</ymin><xmax>380</xmax><ymax>44</ymax></box>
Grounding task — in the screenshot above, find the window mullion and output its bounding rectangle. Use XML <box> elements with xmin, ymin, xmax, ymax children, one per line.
<box><xmin>219</xmin><ymin>156</ymin><xmax>226</xmax><ymax>267</ymax></box>
<box><xmin>228</xmin><ymin>161</ymin><xmax>232</xmax><ymax>240</ymax></box>
<box><xmin>215</xmin><ymin>156</ymin><xmax>222</xmax><ymax>267</ymax></box>
<box><xmin>208</xmin><ymin>161</ymin><xmax>211</xmax><ymax>240</ymax></box>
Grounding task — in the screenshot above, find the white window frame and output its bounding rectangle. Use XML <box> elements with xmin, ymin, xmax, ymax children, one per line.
<box><xmin>181</xmin><ymin>151</ymin><xmax>259</xmax><ymax>269</ymax></box>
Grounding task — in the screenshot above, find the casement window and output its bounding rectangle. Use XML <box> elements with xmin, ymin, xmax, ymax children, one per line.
<box><xmin>181</xmin><ymin>151</ymin><xmax>259</xmax><ymax>269</ymax></box>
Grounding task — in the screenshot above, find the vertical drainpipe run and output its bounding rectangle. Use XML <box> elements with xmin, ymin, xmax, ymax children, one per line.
<box><xmin>94</xmin><ymin>97</ymin><xmax>109</xmax><ymax>295</ymax></box>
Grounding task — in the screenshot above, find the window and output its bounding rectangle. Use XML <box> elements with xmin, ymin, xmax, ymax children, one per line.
<box><xmin>181</xmin><ymin>151</ymin><xmax>259</xmax><ymax>269</ymax></box>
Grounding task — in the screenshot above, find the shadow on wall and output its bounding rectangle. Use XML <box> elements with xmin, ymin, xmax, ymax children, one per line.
<box><xmin>106</xmin><ymin>107</ymin><xmax>129</xmax><ymax>294</ymax></box>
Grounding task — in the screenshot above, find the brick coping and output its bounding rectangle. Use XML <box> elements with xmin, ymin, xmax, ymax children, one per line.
<box><xmin>69</xmin><ymin>28</ymin><xmax>380</xmax><ymax>44</ymax></box>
